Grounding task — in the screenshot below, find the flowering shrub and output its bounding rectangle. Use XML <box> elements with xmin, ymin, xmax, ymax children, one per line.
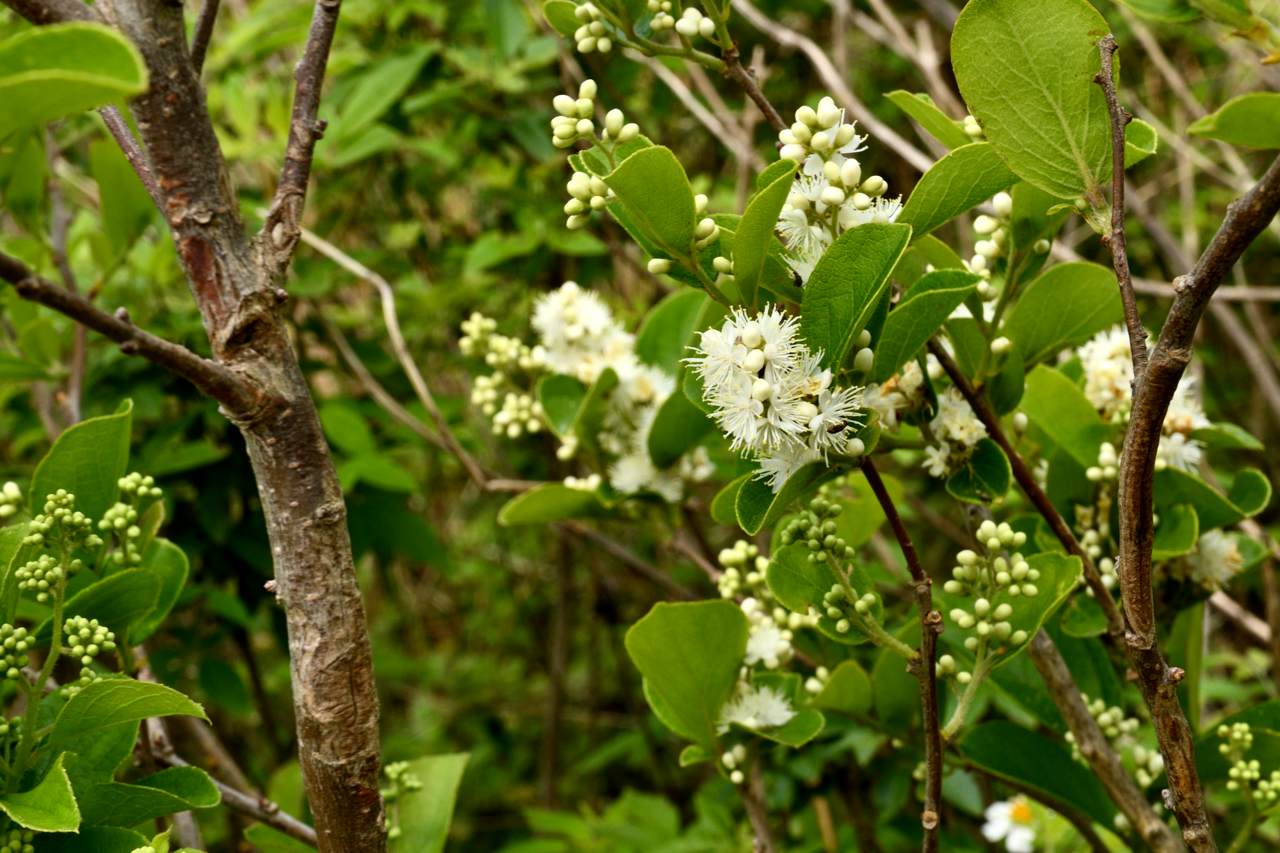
<box><xmin>453</xmin><ymin>0</ymin><xmax>1280</xmax><ymax>849</ymax></box>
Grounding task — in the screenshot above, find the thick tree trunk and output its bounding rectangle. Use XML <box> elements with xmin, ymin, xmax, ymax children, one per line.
<box><xmin>96</xmin><ymin>1</ymin><xmax>386</xmax><ymax>849</ymax></box>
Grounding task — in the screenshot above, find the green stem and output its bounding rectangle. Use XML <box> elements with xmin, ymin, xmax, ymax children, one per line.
<box><xmin>941</xmin><ymin>644</ymin><xmax>995</xmax><ymax>740</ymax></box>
<box><xmin>832</xmin><ymin>561</ymin><xmax>916</xmax><ymax>660</ymax></box>
<box><xmin>9</xmin><ymin>573</ymin><xmax>65</xmax><ymax>792</ymax></box>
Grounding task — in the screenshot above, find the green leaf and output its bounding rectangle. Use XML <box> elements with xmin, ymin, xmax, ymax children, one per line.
<box><xmin>946</xmin><ymin>438</ymin><xmax>1012</xmax><ymax>504</ymax></box>
<box><xmin>1059</xmin><ymin>595</ymin><xmax>1108</xmax><ymax>638</ymax></box>
<box><xmin>885</xmin><ymin>90</ymin><xmax>971</xmax><ymax>149</ymax></box>
<box><xmin>635</xmin><ymin>290</ymin><xmax>707</xmax><ymax>373</ymax></box>
<box><xmin>131</xmin><ymin>538</ymin><xmax>189</xmax><ymax>642</ymax></box>
<box><xmin>734</xmin><ymin>162</ymin><xmax>796</xmax><ymax>306</ymax></box>
<box><xmin>736</xmin><ymin>463</ymin><xmax>841</xmax><ymax>536</ymax></box>
<box><xmin>766</xmin><ymin>544</ymin><xmax>883</xmax><ymax>645</ymax></box>
<box><xmin>1192</xmin><ymin>422</ymin><xmax>1263</xmax><ymax>451</ymax></box>
<box><xmin>604</xmin><ymin>147</ymin><xmax>697</xmax><ymax>257</ymax></box>
<box><xmin>872</xmin><ymin>270</ymin><xmax>980</xmax><ymax>382</ymax></box>
<box><xmin>711</xmin><ymin>475</ymin><xmax>750</xmax><ymax>525</ymax></box>
<box><xmin>390</xmin><ymin>753</ymin><xmax>470</xmax><ymax>853</ymax></box>
<box><xmin>320</xmin><ymin>401</ymin><xmax>376</xmax><ymax>455</ymax></box>
<box><xmin>541</xmin><ymin>0</ymin><xmax>580</xmax><ymax>36</ymax></box>
<box><xmin>1153</xmin><ymin>468</ymin><xmax>1271</xmax><ymax>529</ymax></box>
<box><xmin>1118</xmin><ymin>0</ymin><xmax>1200</xmax><ymax>23</ymax></box>
<box><xmin>40</xmin><ymin>568</ymin><xmax>160</xmax><ymax>640</ymax></box>
<box><xmin>0</xmin><ymin>23</ymin><xmax>148</xmax><ymax>139</ymax></box>
<box><xmin>811</xmin><ymin>660</ymin><xmax>872</xmax><ymax>716</ymax></box>
<box><xmin>1002</xmin><ymin>262</ymin><xmax>1122</xmax><ymax>365</ymax></box>
<box><xmin>31</xmin><ymin>400</ymin><xmax>132</xmax><ymax>522</ymax></box>
<box><xmin>50</xmin><ymin>679</ymin><xmax>207</xmax><ymax>752</ymax></box>
<box><xmin>497</xmin><ymin>484</ymin><xmax>604</xmax><ymax>526</ymax></box>
<box><xmin>91</xmin><ymin>139</ymin><xmax>154</xmax><ymax>256</ymax></box>
<box><xmin>0</xmin><ymin>754</ymin><xmax>79</xmax><ymax>832</ymax></box>
<box><xmin>959</xmin><ymin>721</ymin><xmax>1116</xmax><ymax>826</ymax></box>
<box><xmin>243</xmin><ymin>824</ymin><xmax>315</xmax><ymax>853</ymax></box>
<box><xmin>647</xmin><ymin>392</ymin><xmax>711</xmax><ymax>469</ymax></box>
<box><xmin>1189</xmin><ymin>93</ymin><xmax>1280</xmax><ymax>149</ymax></box>
<box><xmin>333</xmin><ymin>47</ymin><xmax>433</xmax><ymax>140</ymax></box>
<box><xmin>1019</xmin><ymin>365</ymin><xmax>1111</xmax><ymax>468</ymax></box>
<box><xmin>1124</xmin><ymin>118</ymin><xmax>1159</xmax><ymax>167</ymax></box>
<box><xmin>898</xmin><ymin>143</ymin><xmax>1017</xmax><ymax>237</ymax></box>
<box><xmin>801</xmin><ymin>223</ymin><xmax>912</xmax><ymax>369</ymax></box>
<box><xmin>1152</xmin><ymin>504</ymin><xmax>1199</xmax><ymax>560</ymax></box>
<box><xmin>571</xmin><ymin>367</ymin><xmax>619</xmax><ymax>445</ymax></box>
<box><xmin>536</xmin><ymin>374</ymin><xmax>587</xmax><ymax>438</ymax></box>
<box><xmin>678</xmin><ymin>744</ymin><xmax>713</xmax><ymax>767</ymax></box>
<box><xmin>952</xmin><ymin>0</ymin><xmax>1113</xmax><ymax>199</ymax></box>
<box><xmin>625</xmin><ymin>601</ymin><xmax>747</xmax><ymax>747</ymax></box>
<box><xmin>36</xmin><ymin>826</ymin><xmax>148</xmax><ymax>853</ymax></box>
<box><xmin>69</xmin><ymin>764</ymin><xmax>219</xmax><ymax>827</ymax></box>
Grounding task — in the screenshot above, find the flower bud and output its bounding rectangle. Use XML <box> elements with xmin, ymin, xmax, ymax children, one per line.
<box><xmin>992</xmin><ymin>191</ymin><xmax>1013</xmax><ymax>217</ymax></box>
<box><xmin>647</xmin><ymin>258</ymin><xmax>672</xmax><ymax>274</ymax></box>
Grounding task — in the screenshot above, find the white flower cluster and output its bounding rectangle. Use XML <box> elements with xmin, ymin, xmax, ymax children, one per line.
<box><xmin>774</xmin><ymin>97</ymin><xmax>901</xmax><ymax>282</ymax></box>
<box><xmin>716</xmin><ymin>541</ymin><xmax>816</xmax><ymax>663</ymax></box>
<box><xmin>570</xmin><ymin>3</ymin><xmax>613</xmax><ymax>53</ymax></box>
<box><xmin>862</xmin><ymin>359</ymin><xmax>927</xmax><ymax>431</ymax></box>
<box><xmin>923</xmin><ymin>387</ymin><xmax>988</xmax><ymax>478</ymax></box>
<box><xmin>688</xmin><ymin>307</ymin><xmax>864</xmax><ymax>492</ymax></box>
<box><xmin>717</xmin><ymin>682</ymin><xmax>796</xmax><ymax>734</ymax></box>
<box><xmin>1077</xmin><ymin>326</ymin><xmax>1209</xmax><ymax>472</ymax></box>
<box><xmin>462</xmin><ymin>282</ymin><xmax>712</xmax><ymax>501</ymax></box>
<box><xmin>1181</xmin><ymin>529</ymin><xmax>1245</xmax><ymax>591</ymax></box>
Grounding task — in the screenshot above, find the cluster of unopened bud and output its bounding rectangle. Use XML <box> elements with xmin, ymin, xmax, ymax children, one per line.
<box><xmin>23</xmin><ymin>490</ymin><xmax>101</xmax><ymax>552</ymax></box>
<box><xmin>721</xmin><ymin>743</ymin><xmax>749</xmax><ymax>785</ymax></box>
<box><xmin>100</xmin><ymin>502</ymin><xmax>143</xmax><ymax>568</ymax></box>
<box><xmin>967</xmin><ymin>193</ymin><xmax>1012</xmax><ymax>285</ymax></box>
<box><xmin>674</xmin><ymin>5</ymin><xmax>717</xmax><ymax>39</ymax></box>
<box><xmin>943</xmin><ymin>521</ymin><xmax>1035</xmax><ymax>671</ymax></box>
<box><xmin>0</xmin><ymin>482</ymin><xmax>20</xmax><ymax>521</ymax></box>
<box><xmin>647</xmin><ymin>0</ymin><xmax>675</xmax><ymax>30</ymax></box>
<box><xmin>1218</xmin><ymin>721</ymin><xmax>1269</xmax><ymax>798</ymax></box>
<box><xmin>571</xmin><ymin>3</ymin><xmax>612</xmax><ymax>53</ymax></box>
<box><xmin>804</xmin><ymin>665</ymin><xmax>830</xmax><ymax>695</ymax></box>
<box><xmin>551</xmin><ymin>80</ymin><xmax>600</xmax><ymax>149</ymax></box>
<box><xmin>820</xmin><ymin>583</ymin><xmax>880</xmax><ymax>636</ymax></box>
<box><xmin>693</xmin><ymin>194</ymin><xmax>719</xmax><ymax>249</ymax></box>
<box><xmin>62</xmin><ymin>615</ymin><xmax>116</xmax><ymax>696</ymax></box>
<box><xmin>492</xmin><ymin>392</ymin><xmax>544</xmax><ymax>439</ymax></box>
<box><xmin>1131</xmin><ymin>744</ymin><xmax>1166</xmax><ymax>788</ymax></box>
<box><xmin>1</xmin><ymin>828</ymin><xmax>33</xmax><ymax>853</ymax></box>
<box><xmin>16</xmin><ymin>554</ymin><xmax>80</xmax><ymax>603</ymax></box>
<box><xmin>717</xmin><ymin>541</ymin><xmax>765</xmax><ymax>598</ymax></box>
<box><xmin>778</xmin><ymin>97</ymin><xmax>863</xmax><ymax>166</ymax></box>
<box><xmin>563</xmin><ymin>473</ymin><xmax>602</xmax><ymax>492</ymax></box>
<box><xmin>0</xmin><ymin>625</ymin><xmax>31</xmax><ymax>681</ymax></box>
<box><xmin>565</xmin><ymin>171</ymin><xmax>612</xmax><ymax>230</ymax></box>
<box><xmin>779</xmin><ymin>494</ymin><xmax>852</xmax><ymax>564</ymax></box>
<box><xmin>381</xmin><ymin>760</ymin><xmax>424</xmax><ymax>840</ymax></box>
<box><xmin>962</xmin><ymin>114</ymin><xmax>984</xmax><ymax>140</ymax></box>
<box><xmin>1065</xmin><ymin>694</ymin><xmax>1141</xmax><ymax>758</ymax></box>
<box><xmin>1086</xmin><ymin>442</ymin><xmax>1119</xmax><ymax>482</ymax></box>
<box><xmin>458</xmin><ymin>312</ymin><xmax>498</xmax><ymax>356</ymax></box>
<box><xmin>118</xmin><ymin>472</ymin><xmax>162</xmax><ymax>502</ymax></box>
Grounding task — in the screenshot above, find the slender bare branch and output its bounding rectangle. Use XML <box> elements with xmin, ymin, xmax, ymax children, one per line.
<box><xmin>1</xmin><ymin>0</ymin><xmax>94</xmax><ymax>23</ymax></box>
<box><xmin>0</xmin><ymin>252</ymin><xmax>261</xmax><ymax>415</ymax></box>
<box><xmin>190</xmin><ymin>0</ymin><xmax>222</xmax><ymax>75</ymax></box>
<box><xmin>1095</xmin><ymin>35</ymin><xmax>1148</xmax><ymax>378</ymax></box>
<box><xmin>861</xmin><ymin>459</ymin><xmax>942</xmax><ymax>851</ymax></box>
<box><xmin>720</xmin><ymin>43</ymin><xmax>785</xmax><ymax>132</ymax></box>
<box><xmin>97</xmin><ymin>106</ymin><xmax>165</xmax><ymax>214</ymax></box>
<box><xmin>261</xmin><ymin>0</ymin><xmax>343</xmax><ymax>279</ymax></box>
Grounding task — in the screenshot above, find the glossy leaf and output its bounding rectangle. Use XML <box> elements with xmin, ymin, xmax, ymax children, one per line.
<box><xmin>736</xmin><ymin>462</ymin><xmax>841</xmax><ymax>536</ymax></box>
<box><xmin>604</xmin><ymin>147</ymin><xmax>697</xmax><ymax>257</ymax></box>
<box><xmin>1189</xmin><ymin>93</ymin><xmax>1280</xmax><ymax>149</ymax></box>
<box><xmin>734</xmin><ymin>162</ymin><xmax>796</xmax><ymax>306</ymax></box>
<box><xmin>50</xmin><ymin>679</ymin><xmax>207</xmax><ymax>752</ymax></box>
<box><xmin>898</xmin><ymin>143</ymin><xmax>1017</xmax><ymax>237</ymax></box>
<box><xmin>801</xmin><ymin>223</ymin><xmax>912</xmax><ymax>369</ymax></box>
<box><xmin>766</xmin><ymin>544</ymin><xmax>883</xmax><ymax>645</ymax></box>
<box><xmin>537</xmin><ymin>374</ymin><xmax>587</xmax><ymax>438</ymax></box>
<box><xmin>0</xmin><ymin>754</ymin><xmax>79</xmax><ymax>832</ymax></box>
<box><xmin>952</xmin><ymin>0</ymin><xmax>1112</xmax><ymax>199</ymax></box>
<box><xmin>634</xmin><ymin>289</ymin><xmax>707</xmax><ymax>373</ymax></box>
<box><xmin>1019</xmin><ymin>365</ymin><xmax>1110</xmax><ymax>468</ymax></box>
<box><xmin>885</xmin><ymin>90</ymin><xmax>971</xmax><ymax>149</ymax></box>
<box><xmin>946</xmin><ymin>438</ymin><xmax>1011</xmax><ymax>504</ymax></box>
<box><xmin>812</xmin><ymin>660</ymin><xmax>872</xmax><ymax>716</ymax></box>
<box><xmin>31</xmin><ymin>399</ymin><xmax>133</xmax><ymax>522</ymax></box>
<box><xmin>390</xmin><ymin>753</ymin><xmax>470</xmax><ymax>853</ymax></box>
<box><xmin>647</xmin><ymin>392</ymin><xmax>711</xmax><ymax>469</ymax></box>
<box><xmin>872</xmin><ymin>270</ymin><xmax>980</xmax><ymax>382</ymax></box>
<box><xmin>497</xmin><ymin>484</ymin><xmax>605</xmax><ymax>526</ymax></box>
<box><xmin>625</xmin><ymin>601</ymin><xmax>747</xmax><ymax>747</ymax></box>
<box><xmin>1002</xmin><ymin>262</ymin><xmax>1122</xmax><ymax>365</ymax></box>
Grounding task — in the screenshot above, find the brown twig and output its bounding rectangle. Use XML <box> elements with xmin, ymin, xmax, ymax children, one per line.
<box><xmin>97</xmin><ymin>107</ymin><xmax>166</xmax><ymax>214</ymax></box>
<box><xmin>860</xmin><ymin>458</ymin><xmax>942</xmax><ymax>852</ymax></box>
<box><xmin>926</xmin><ymin>342</ymin><xmax>1180</xmax><ymax>850</ymax></box>
<box><xmin>0</xmin><ymin>252</ymin><xmax>260</xmax><ymax>415</ymax></box>
<box><xmin>743</xmin><ymin>757</ymin><xmax>776</xmax><ymax>853</ymax></box>
<box><xmin>1</xmin><ymin>0</ymin><xmax>94</xmax><ymax>23</ymax></box>
<box><xmin>260</xmin><ymin>0</ymin><xmax>343</xmax><ymax>280</ymax></box>
<box><xmin>190</xmin><ymin>0</ymin><xmax>222</xmax><ymax>75</ymax></box>
<box><xmin>721</xmin><ymin>44</ymin><xmax>785</xmax><ymax>132</ymax></box>
<box><xmin>1095</xmin><ymin>35</ymin><xmax>1149</xmax><ymax>379</ymax></box>
<box><xmin>1116</xmin><ymin>152</ymin><xmax>1280</xmax><ymax>850</ymax></box>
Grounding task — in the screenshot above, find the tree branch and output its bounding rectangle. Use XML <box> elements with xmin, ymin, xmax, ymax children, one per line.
<box><xmin>1116</xmin><ymin>151</ymin><xmax>1280</xmax><ymax>852</ymax></box>
<box><xmin>160</xmin><ymin>752</ymin><xmax>318</xmax><ymax>847</ymax></box>
<box><xmin>861</xmin><ymin>458</ymin><xmax>942</xmax><ymax>852</ymax></box>
<box><xmin>1</xmin><ymin>0</ymin><xmax>94</xmax><ymax>23</ymax></box>
<box><xmin>190</xmin><ymin>0</ymin><xmax>221</xmax><ymax>75</ymax></box>
<box><xmin>925</xmin><ymin>341</ymin><xmax>1180</xmax><ymax>850</ymax></box>
<box><xmin>1095</xmin><ymin>35</ymin><xmax>1148</xmax><ymax>378</ymax></box>
<box><xmin>260</xmin><ymin>0</ymin><xmax>343</xmax><ymax>280</ymax></box>
<box><xmin>720</xmin><ymin>43</ymin><xmax>785</xmax><ymax>132</ymax></box>
<box><xmin>0</xmin><ymin>251</ymin><xmax>261</xmax><ymax>415</ymax></box>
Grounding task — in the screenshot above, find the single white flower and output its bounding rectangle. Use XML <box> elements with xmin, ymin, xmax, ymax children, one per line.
<box><xmin>982</xmin><ymin>798</ymin><xmax>1036</xmax><ymax>853</ymax></box>
<box><xmin>923</xmin><ymin>443</ymin><xmax>951</xmax><ymax>478</ymax></box>
<box><xmin>932</xmin><ymin>387</ymin><xmax>987</xmax><ymax>449</ymax></box>
<box><xmin>1156</xmin><ymin>431</ymin><xmax>1203</xmax><ymax>472</ymax></box>
<box><xmin>718</xmin><ymin>682</ymin><xmax>796</xmax><ymax>732</ymax></box>
<box><xmin>756</xmin><ymin>444</ymin><xmax>820</xmax><ymax>492</ymax></box>
<box><xmin>744</xmin><ymin>616</ymin><xmax>792</xmax><ymax>669</ymax></box>
<box><xmin>1186</xmin><ymin>530</ymin><xmax>1244</xmax><ymax>591</ymax></box>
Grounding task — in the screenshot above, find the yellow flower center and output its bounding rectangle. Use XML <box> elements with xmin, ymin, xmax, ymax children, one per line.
<box><xmin>1010</xmin><ymin>800</ymin><xmax>1034</xmax><ymax>825</ymax></box>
